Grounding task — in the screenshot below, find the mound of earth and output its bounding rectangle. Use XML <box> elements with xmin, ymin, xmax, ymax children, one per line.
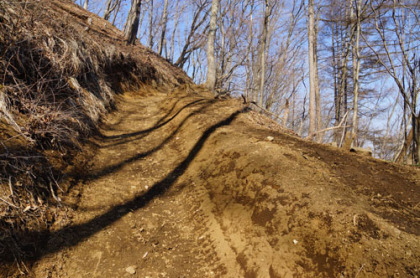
<box><xmin>16</xmin><ymin>85</ymin><xmax>418</xmax><ymax>278</ymax></box>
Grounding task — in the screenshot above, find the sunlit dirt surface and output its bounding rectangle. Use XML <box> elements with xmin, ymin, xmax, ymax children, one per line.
<box><xmin>29</xmin><ymin>86</ymin><xmax>419</xmax><ymax>278</ymax></box>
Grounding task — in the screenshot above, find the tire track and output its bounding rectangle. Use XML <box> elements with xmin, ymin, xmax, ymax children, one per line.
<box><xmin>186</xmin><ymin>183</ymin><xmax>244</xmax><ymax>278</ymax></box>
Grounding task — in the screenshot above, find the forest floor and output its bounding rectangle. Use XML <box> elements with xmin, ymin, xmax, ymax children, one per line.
<box><xmin>23</xmin><ymin>85</ymin><xmax>420</xmax><ymax>278</ymax></box>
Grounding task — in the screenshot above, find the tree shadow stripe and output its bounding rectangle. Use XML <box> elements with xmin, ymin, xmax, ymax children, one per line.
<box><xmin>18</xmin><ymin>108</ymin><xmax>245</xmax><ymax>263</ymax></box>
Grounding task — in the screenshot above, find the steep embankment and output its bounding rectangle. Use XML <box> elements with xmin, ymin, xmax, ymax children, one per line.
<box><xmin>0</xmin><ymin>0</ymin><xmax>190</xmax><ymax>268</ymax></box>
<box><xmin>21</xmin><ymin>86</ymin><xmax>419</xmax><ymax>277</ymax></box>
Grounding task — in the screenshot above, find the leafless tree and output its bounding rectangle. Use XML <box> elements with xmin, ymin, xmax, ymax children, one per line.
<box><xmin>158</xmin><ymin>0</ymin><xmax>168</xmax><ymax>56</ymax></box>
<box><xmin>350</xmin><ymin>0</ymin><xmax>363</xmax><ymax>146</ymax></box>
<box><xmin>363</xmin><ymin>0</ymin><xmax>420</xmax><ymax>163</ymax></box>
<box><xmin>257</xmin><ymin>0</ymin><xmax>273</xmax><ymax>106</ymax></box>
<box><xmin>76</xmin><ymin>0</ymin><xmax>420</xmax><ymax>161</ymax></box>
<box><xmin>174</xmin><ymin>0</ymin><xmax>210</xmax><ymax>68</ymax></box>
<box><xmin>206</xmin><ymin>0</ymin><xmax>218</xmax><ymax>91</ymax></box>
<box><xmin>147</xmin><ymin>0</ymin><xmax>154</xmax><ymax>48</ymax></box>
<box><xmin>307</xmin><ymin>0</ymin><xmax>318</xmax><ymax>137</ymax></box>
<box><xmin>103</xmin><ymin>0</ymin><xmax>121</xmax><ymax>21</ymax></box>
<box><xmin>124</xmin><ymin>0</ymin><xmax>142</xmax><ymax>45</ymax></box>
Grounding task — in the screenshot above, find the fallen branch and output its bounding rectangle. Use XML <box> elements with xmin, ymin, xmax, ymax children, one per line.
<box><xmin>307</xmin><ymin>111</ymin><xmax>349</xmax><ymax>139</ymax></box>
<box><xmin>248</xmin><ymin>101</ymin><xmax>281</xmax><ymax>121</ymax></box>
<box><xmin>312</xmin><ymin>125</ymin><xmax>352</xmax><ymax>135</ymax></box>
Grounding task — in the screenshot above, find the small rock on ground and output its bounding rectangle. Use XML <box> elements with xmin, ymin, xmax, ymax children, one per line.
<box><xmin>125</xmin><ymin>266</ymin><xmax>136</xmax><ymax>275</ymax></box>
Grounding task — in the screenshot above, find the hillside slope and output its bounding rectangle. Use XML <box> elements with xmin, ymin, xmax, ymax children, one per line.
<box><xmin>0</xmin><ymin>1</ymin><xmax>419</xmax><ymax>278</ymax></box>
<box><xmin>22</xmin><ymin>86</ymin><xmax>419</xmax><ymax>278</ymax></box>
<box><xmin>0</xmin><ymin>0</ymin><xmax>190</xmax><ymax>266</ymax></box>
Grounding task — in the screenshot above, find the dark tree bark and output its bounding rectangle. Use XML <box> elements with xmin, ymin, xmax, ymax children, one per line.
<box><xmin>158</xmin><ymin>0</ymin><xmax>169</xmax><ymax>56</ymax></box>
<box><xmin>147</xmin><ymin>0</ymin><xmax>154</xmax><ymax>48</ymax></box>
<box><xmin>124</xmin><ymin>0</ymin><xmax>142</xmax><ymax>45</ymax></box>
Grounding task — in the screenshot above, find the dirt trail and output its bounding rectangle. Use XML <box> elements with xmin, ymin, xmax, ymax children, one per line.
<box><xmin>31</xmin><ymin>87</ymin><xmax>225</xmax><ymax>277</ymax></box>
<box><xmin>30</xmin><ymin>86</ymin><xmax>419</xmax><ymax>278</ymax></box>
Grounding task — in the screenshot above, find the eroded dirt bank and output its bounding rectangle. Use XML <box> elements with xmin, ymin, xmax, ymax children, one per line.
<box><xmin>24</xmin><ymin>86</ymin><xmax>420</xmax><ymax>277</ymax></box>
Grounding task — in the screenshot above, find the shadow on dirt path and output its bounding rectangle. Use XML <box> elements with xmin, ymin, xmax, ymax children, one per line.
<box><xmin>85</xmin><ymin>101</ymin><xmax>216</xmax><ymax>179</ymax></box>
<box><xmin>98</xmin><ymin>98</ymin><xmax>208</xmax><ymax>141</ymax></box>
<box><xmin>6</xmin><ymin>93</ymin><xmax>244</xmax><ymax>266</ymax></box>
<box><xmin>3</xmin><ymin>88</ymin><xmax>419</xmax><ymax>278</ymax></box>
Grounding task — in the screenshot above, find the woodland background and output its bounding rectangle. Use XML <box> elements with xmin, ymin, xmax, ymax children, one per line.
<box><xmin>78</xmin><ymin>0</ymin><xmax>420</xmax><ymax>163</ymax></box>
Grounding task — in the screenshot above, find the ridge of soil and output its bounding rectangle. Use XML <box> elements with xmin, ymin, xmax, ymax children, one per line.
<box><xmin>18</xmin><ymin>85</ymin><xmax>420</xmax><ymax>277</ymax></box>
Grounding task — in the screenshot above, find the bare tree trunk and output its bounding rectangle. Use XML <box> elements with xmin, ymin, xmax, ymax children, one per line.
<box><xmin>307</xmin><ymin>0</ymin><xmax>317</xmax><ymax>137</ymax></box>
<box><xmin>314</xmin><ymin>6</ymin><xmax>321</xmax><ymax>141</ymax></box>
<box><xmin>206</xmin><ymin>0</ymin><xmax>218</xmax><ymax>92</ymax></box>
<box><xmin>147</xmin><ymin>0</ymin><xmax>154</xmax><ymax>49</ymax></box>
<box><xmin>104</xmin><ymin>0</ymin><xmax>119</xmax><ymax>21</ymax></box>
<box><xmin>124</xmin><ymin>0</ymin><xmax>142</xmax><ymax>45</ymax></box>
<box><xmin>351</xmin><ymin>0</ymin><xmax>362</xmax><ymax>147</ymax></box>
<box><xmin>112</xmin><ymin>0</ymin><xmax>121</xmax><ymax>26</ymax></box>
<box><xmin>331</xmin><ymin>10</ymin><xmax>341</xmax><ymax>143</ymax></box>
<box><xmin>169</xmin><ymin>1</ymin><xmax>181</xmax><ymax>63</ymax></box>
<box><xmin>412</xmin><ymin>76</ymin><xmax>419</xmax><ymax>163</ymax></box>
<box><xmin>363</xmin><ymin>1</ymin><xmax>420</xmax><ymax>163</ymax></box>
<box><xmin>104</xmin><ymin>0</ymin><xmax>113</xmax><ymax>20</ymax></box>
<box><xmin>298</xmin><ymin>94</ymin><xmax>308</xmax><ymax>136</ymax></box>
<box><xmin>414</xmin><ymin>115</ymin><xmax>420</xmax><ymax>163</ymax></box>
<box><xmin>338</xmin><ymin>0</ymin><xmax>352</xmax><ymax>141</ymax></box>
<box><xmin>283</xmin><ymin>99</ymin><xmax>290</xmax><ymax>126</ymax></box>
<box><xmin>291</xmin><ymin>91</ymin><xmax>296</xmax><ymax>129</ymax></box>
<box><xmin>245</xmin><ymin>0</ymin><xmax>255</xmax><ymax>101</ymax></box>
<box><xmin>395</xmin><ymin>128</ymin><xmax>413</xmax><ymax>164</ymax></box>
<box><xmin>83</xmin><ymin>0</ymin><xmax>88</xmax><ymax>9</ymax></box>
<box><xmin>174</xmin><ymin>1</ymin><xmax>209</xmax><ymax>68</ymax></box>
<box><xmin>158</xmin><ymin>0</ymin><xmax>169</xmax><ymax>56</ymax></box>
<box><xmin>259</xmin><ymin>0</ymin><xmax>270</xmax><ymax>107</ymax></box>
<box><xmin>138</xmin><ymin>3</ymin><xmax>147</xmax><ymax>40</ymax></box>
<box><xmin>217</xmin><ymin>20</ymin><xmax>226</xmax><ymax>89</ymax></box>
<box><xmin>381</xmin><ymin>94</ymin><xmax>398</xmax><ymax>158</ymax></box>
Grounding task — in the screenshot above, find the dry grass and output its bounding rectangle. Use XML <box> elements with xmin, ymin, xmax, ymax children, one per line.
<box><xmin>0</xmin><ymin>0</ymin><xmax>190</xmax><ymax>268</ymax></box>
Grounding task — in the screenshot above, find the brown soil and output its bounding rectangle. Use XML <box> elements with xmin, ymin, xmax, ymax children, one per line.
<box><xmin>16</xmin><ymin>85</ymin><xmax>418</xmax><ymax>277</ymax></box>
<box><xmin>1</xmin><ymin>1</ymin><xmax>418</xmax><ymax>277</ymax></box>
